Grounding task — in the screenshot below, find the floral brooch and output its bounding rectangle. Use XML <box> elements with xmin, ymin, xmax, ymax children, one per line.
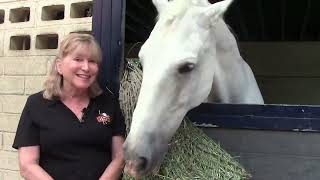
<box><xmin>96</xmin><ymin>110</ymin><xmax>111</xmax><ymax>125</ymax></box>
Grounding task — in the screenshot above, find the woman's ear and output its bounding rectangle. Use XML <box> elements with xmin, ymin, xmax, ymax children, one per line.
<box><xmin>56</xmin><ymin>59</ymin><xmax>63</xmax><ymax>75</ymax></box>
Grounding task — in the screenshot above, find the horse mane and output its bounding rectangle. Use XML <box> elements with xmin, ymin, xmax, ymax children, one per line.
<box><xmin>226</xmin><ymin>24</ymin><xmax>240</xmax><ymax>49</ymax></box>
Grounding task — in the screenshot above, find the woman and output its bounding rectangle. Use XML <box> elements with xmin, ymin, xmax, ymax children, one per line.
<box><xmin>12</xmin><ymin>33</ymin><xmax>125</xmax><ymax>180</ymax></box>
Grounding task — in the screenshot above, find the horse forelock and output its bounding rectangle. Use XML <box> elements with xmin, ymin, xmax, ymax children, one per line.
<box><xmin>157</xmin><ymin>0</ymin><xmax>210</xmax><ymax>21</ymax></box>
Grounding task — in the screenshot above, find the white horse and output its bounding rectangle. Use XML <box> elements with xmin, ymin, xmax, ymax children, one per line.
<box><xmin>123</xmin><ymin>0</ymin><xmax>264</xmax><ymax>178</ymax></box>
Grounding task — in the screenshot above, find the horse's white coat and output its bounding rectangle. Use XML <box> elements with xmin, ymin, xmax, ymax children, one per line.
<box><xmin>124</xmin><ymin>0</ymin><xmax>264</xmax><ymax>178</ymax></box>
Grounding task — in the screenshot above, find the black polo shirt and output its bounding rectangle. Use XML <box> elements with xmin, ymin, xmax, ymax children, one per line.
<box><xmin>13</xmin><ymin>91</ymin><xmax>126</xmax><ymax>180</ymax></box>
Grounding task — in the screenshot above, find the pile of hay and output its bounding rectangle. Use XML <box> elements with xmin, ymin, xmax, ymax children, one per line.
<box><xmin>119</xmin><ymin>58</ymin><xmax>250</xmax><ymax>180</ymax></box>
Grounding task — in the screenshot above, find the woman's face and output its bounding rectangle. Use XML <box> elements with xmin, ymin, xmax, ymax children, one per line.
<box><xmin>57</xmin><ymin>44</ymin><xmax>99</xmax><ymax>92</ymax></box>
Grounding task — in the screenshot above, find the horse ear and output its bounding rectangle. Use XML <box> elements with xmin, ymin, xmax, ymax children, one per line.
<box><xmin>152</xmin><ymin>0</ymin><xmax>168</xmax><ymax>14</ymax></box>
<box><xmin>199</xmin><ymin>0</ymin><xmax>233</xmax><ymax>28</ymax></box>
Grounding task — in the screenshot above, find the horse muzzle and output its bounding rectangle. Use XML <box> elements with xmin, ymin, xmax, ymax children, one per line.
<box><xmin>123</xmin><ymin>135</ymin><xmax>168</xmax><ymax>178</ymax></box>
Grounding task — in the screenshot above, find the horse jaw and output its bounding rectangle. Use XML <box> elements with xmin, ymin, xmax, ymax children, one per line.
<box><xmin>123</xmin><ymin>48</ymin><xmax>216</xmax><ymax>177</ymax></box>
<box><xmin>123</xmin><ymin>66</ymin><xmax>192</xmax><ymax>177</ymax></box>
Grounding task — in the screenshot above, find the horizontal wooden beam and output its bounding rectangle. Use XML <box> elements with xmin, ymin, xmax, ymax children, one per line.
<box><xmin>188</xmin><ymin>103</ymin><xmax>320</xmax><ymax>132</ymax></box>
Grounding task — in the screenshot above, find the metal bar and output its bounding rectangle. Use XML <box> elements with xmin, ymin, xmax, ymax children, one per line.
<box><xmin>300</xmin><ymin>0</ymin><xmax>312</xmax><ymax>40</ymax></box>
<box><xmin>126</xmin><ymin>11</ymin><xmax>149</xmax><ymax>29</ymax></box>
<box><xmin>236</xmin><ymin>1</ymin><xmax>249</xmax><ymax>41</ymax></box>
<box><xmin>256</xmin><ymin>0</ymin><xmax>265</xmax><ymax>40</ymax></box>
<box><xmin>281</xmin><ymin>0</ymin><xmax>286</xmax><ymax>41</ymax></box>
<box><xmin>131</xmin><ymin>0</ymin><xmax>150</xmax><ymax>13</ymax></box>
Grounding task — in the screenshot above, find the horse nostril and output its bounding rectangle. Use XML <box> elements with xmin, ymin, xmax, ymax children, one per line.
<box><xmin>137</xmin><ymin>156</ymin><xmax>148</xmax><ymax>171</ymax></box>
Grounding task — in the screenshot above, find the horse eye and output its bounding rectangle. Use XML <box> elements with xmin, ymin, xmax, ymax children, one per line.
<box><xmin>178</xmin><ymin>62</ymin><xmax>195</xmax><ymax>74</ymax></box>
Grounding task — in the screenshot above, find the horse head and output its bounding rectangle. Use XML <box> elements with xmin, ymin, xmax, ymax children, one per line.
<box><xmin>123</xmin><ymin>0</ymin><xmax>235</xmax><ymax>178</ymax></box>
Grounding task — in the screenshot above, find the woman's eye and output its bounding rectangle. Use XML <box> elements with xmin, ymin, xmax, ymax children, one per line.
<box><xmin>178</xmin><ymin>62</ymin><xmax>195</xmax><ymax>74</ymax></box>
<box><xmin>88</xmin><ymin>59</ymin><xmax>96</xmax><ymax>63</ymax></box>
<box><xmin>74</xmin><ymin>58</ymin><xmax>82</xmax><ymax>62</ymax></box>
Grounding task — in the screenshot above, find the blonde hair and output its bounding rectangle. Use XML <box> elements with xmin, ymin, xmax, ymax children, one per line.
<box><xmin>43</xmin><ymin>33</ymin><xmax>103</xmax><ymax>100</ymax></box>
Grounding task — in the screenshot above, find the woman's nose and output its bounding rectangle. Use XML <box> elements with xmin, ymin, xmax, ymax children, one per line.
<box><xmin>81</xmin><ymin>61</ymin><xmax>89</xmax><ymax>71</ymax></box>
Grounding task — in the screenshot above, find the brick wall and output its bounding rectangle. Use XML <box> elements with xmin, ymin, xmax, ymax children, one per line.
<box><xmin>0</xmin><ymin>0</ymin><xmax>93</xmax><ymax>179</ymax></box>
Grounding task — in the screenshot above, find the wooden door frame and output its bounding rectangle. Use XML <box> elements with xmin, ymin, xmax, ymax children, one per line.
<box><xmin>92</xmin><ymin>0</ymin><xmax>124</xmax><ymax>96</ymax></box>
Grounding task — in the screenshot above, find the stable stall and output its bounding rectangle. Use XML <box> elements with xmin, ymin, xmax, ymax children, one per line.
<box><xmin>93</xmin><ymin>0</ymin><xmax>320</xmax><ymax>179</ymax></box>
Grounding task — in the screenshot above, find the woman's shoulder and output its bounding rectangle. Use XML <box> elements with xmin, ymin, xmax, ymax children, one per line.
<box><xmin>95</xmin><ymin>90</ymin><xmax>115</xmax><ymax>100</ymax></box>
<box><xmin>93</xmin><ymin>91</ymin><xmax>118</xmax><ymax>105</ymax></box>
<box><xmin>26</xmin><ymin>91</ymin><xmax>55</xmax><ymax>107</ymax></box>
<box><xmin>27</xmin><ymin>91</ymin><xmax>43</xmax><ymax>103</ymax></box>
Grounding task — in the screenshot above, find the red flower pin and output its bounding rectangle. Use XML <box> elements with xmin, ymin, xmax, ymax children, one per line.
<box><xmin>96</xmin><ymin>111</ymin><xmax>111</xmax><ymax>125</ymax></box>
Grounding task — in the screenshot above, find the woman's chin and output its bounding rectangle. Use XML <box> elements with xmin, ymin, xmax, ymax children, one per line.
<box><xmin>71</xmin><ymin>84</ymin><xmax>91</xmax><ymax>91</ymax></box>
<box><xmin>73</xmin><ymin>81</ymin><xmax>93</xmax><ymax>90</ymax></box>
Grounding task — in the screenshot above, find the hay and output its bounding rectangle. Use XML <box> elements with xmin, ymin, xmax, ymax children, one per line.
<box><xmin>119</xmin><ymin>58</ymin><xmax>250</xmax><ymax>180</ymax></box>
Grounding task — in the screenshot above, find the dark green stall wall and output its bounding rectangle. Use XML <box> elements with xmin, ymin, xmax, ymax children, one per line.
<box><xmin>240</xmin><ymin>42</ymin><xmax>320</xmax><ymax>105</ymax></box>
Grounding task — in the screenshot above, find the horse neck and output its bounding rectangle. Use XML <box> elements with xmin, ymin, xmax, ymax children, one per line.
<box><xmin>204</xmin><ymin>20</ymin><xmax>263</xmax><ymax>104</ymax></box>
<box><xmin>203</xmin><ymin>19</ymin><xmax>262</xmax><ymax>104</ymax></box>
<box><xmin>203</xmin><ymin>19</ymin><xmax>242</xmax><ymax>75</ymax></box>
<box><xmin>214</xmin><ymin>19</ymin><xmax>241</xmax><ymax>60</ymax></box>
